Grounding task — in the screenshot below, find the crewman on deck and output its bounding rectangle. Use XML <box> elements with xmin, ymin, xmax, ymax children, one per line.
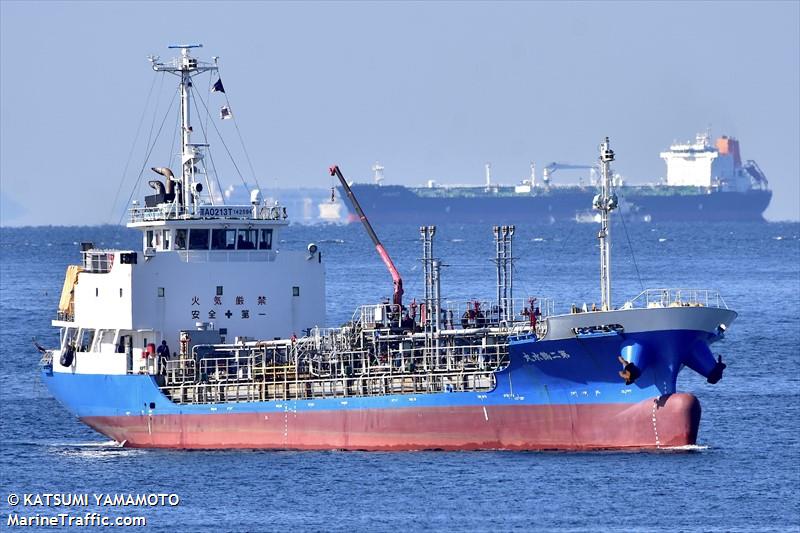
<box><xmin>157</xmin><ymin>340</ymin><xmax>171</xmax><ymax>377</ymax></box>
<box><xmin>157</xmin><ymin>340</ymin><xmax>171</xmax><ymax>358</ymax></box>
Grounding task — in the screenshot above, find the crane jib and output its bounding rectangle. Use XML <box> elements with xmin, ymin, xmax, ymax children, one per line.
<box><xmin>330</xmin><ymin>165</ymin><xmax>404</xmax><ymax>306</ymax></box>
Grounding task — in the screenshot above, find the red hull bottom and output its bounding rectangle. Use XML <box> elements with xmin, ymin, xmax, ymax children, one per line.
<box><xmin>82</xmin><ymin>394</ymin><xmax>701</xmax><ymax>451</ymax></box>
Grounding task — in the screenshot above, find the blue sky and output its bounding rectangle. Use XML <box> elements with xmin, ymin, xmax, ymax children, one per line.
<box><xmin>1</xmin><ymin>1</ymin><xmax>798</xmax><ymax>225</ymax></box>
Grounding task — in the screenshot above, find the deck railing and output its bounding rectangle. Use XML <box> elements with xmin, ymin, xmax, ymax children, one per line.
<box><xmin>626</xmin><ymin>288</ymin><xmax>728</xmax><ymax>309</ymax></box>
<box><xmin>128</xmin><ymin>204</ymin><xmax>288</xmax><ymax>223</ymax></box>
<box><xmin>158</xmin><ymin>331</ymin><xmax>510</xmax><ymax>405</ymax></box>
<box><xmin>161</xmin><ymin>366</ymin><xmax>497</xmax><ymax>405</ymax></box>
<box><xmin>353</xmin><ymin>296</ymin><xmax>555</xmax><ymax>331</ymax></box>
<box><xmin>81</xmin><ymin>250</ymin><xmax>115</xmax><ymax>273</ymax></box>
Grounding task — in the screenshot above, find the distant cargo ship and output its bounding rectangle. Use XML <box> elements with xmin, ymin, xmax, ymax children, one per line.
<box><xmin>342</xmin><ymin>133</ymin><xmax>771</xmax><ymax>223</ymax></box>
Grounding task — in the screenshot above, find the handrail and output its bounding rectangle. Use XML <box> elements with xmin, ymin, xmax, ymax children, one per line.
<box><xmin>128</xmin><ymin>204</ymin><xmax>288</xmax><ymax>224</ymax></box>
<box><xmin>160</xmin><ymin>367</ymin><xmax>498</xmax><ymax>405</ymax></box>
<box><xmin>351</xmin><ymin>296</ymin><xmax>555</xmax><ymax>331</ymax></box>
<box><xmin>626</xmin><ymin>288</ymin><xmax>728</xmax><ymax>309</ymax></box>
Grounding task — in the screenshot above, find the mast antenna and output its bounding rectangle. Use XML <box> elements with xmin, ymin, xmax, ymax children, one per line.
<box><xmin>150</xmin><ymin>44</ymin><xmax>217</xmax><ymax>215</ymax></box>
<box><xmin>594</xmin><ymin>137</ymin><xmax>618</xmax><ymax>310</ymax></box>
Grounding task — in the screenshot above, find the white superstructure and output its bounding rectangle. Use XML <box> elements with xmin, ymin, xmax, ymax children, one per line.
<box><xmin>660</xmin><ymin>132</ymin><xmax>761</xmax><ymax>192</ymax></box>
<box><xmin>52</xmin><ymin>45</ymin><xmax>326</xmax><ymax>376</ymax></box>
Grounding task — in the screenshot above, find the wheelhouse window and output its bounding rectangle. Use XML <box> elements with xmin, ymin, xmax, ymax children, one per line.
<box><xmin>78</xmin><ymin>328</ymin><xmax>96</xmax><ymax>352</ymax></box>
<box><xmin>162</xmin><ymin>229</ymin><xmax>171</xmax><ymax>250</ymax></box>
<box><xmin>237</xmin><ymin>229</ymin><xmax>258</xmax><ymax>249</ymax></box>
<box><xmin>175</xmin><ymin>229</ymin><xmax>187</xmax><ymax>250</ymax></box>
<box><xmin>98</xmin><ymin>330</ymin><xmax>115</xmax><ymax>350</ymax></box>
<box><xmin>146</xmin><ymin>230</ymin><xmax>155</xmax><ymax>248</ymax></box>
<box><xmin>211</xmin><ymin>229</ymin><xmax>237</xmax><ymax>250</ymax></box>
<box><xmin>189</xmin><ymin>229</ymin><xmax>210</xmax><ymax>250</ymax></box>
<box><xmin>259</xmin><ymin>229</ymin><xmax>273</xmax><ymax>250</ymax></box>
<box><xmin>62</xmin><ymin>327</ymin><xmax>76</xmax><ymax>349</ymax></box>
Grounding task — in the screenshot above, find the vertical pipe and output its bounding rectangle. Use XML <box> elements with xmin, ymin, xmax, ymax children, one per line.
<box><xmin>420</xmin><ymin>226</ymin><xmax>428</xmax><ymax>327</ymax></box>
<box><xmin>429</xmin><ymin>226</ymin><xmax>436</xmax><ymax>330</ymax></box>
<box><xmin>432</xmin><ymin>260</ymin><xmax>441</xmax><ymax>332</ymax></box>
<box><xmin>598</xmin><ymin>137</ymin><xmax>615</xmax><ymax>310</ymax></box>
<box><xmin>508</xmin><ymin>225</ymin><xmax>515</xmax><ymax>321</ymax></box>
<box><xmin>180</xmin><ymin>66</ymin><xmax>191</xmax><ymax>213</ymax></box>
<box><xmin>494</xmin><ymin>226</ymin><xmax>501</xmax><ymax>320</ymax></box>
<box><xmin>501</xmin><ymin>226</ymin><xmax>509</xmax><ymax>322</ymax></box>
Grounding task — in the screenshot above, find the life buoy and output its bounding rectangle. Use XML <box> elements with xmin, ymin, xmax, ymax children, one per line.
<box><xmin>60</xmin><ymin>344</ymin><xmax>75</xmax><ymax>367</ymax></box>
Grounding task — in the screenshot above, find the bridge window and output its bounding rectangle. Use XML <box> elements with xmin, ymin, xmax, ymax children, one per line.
<box><xmin>259</xmin><ymin>229</ymin><xmax>273</xmax><ymax>250</ymax></box>
<box><xmin>97</xmin><ymin>330</ymin><xmax>115</xmax><ymax>351</ymax></box>
<box><xmin>189</xmin><ymin>229</ymin><xmax>210</xmax><ymax>250</ymax></box>
<box><xmin>237</xmin><ymin>229</ymin><xmax>257</xmax><ymax>250</ymax></box>
<box><xmin>78</xmin><ymin>328</ymin><xmax>96</xmax><ymax>352</ymax></box>
<box><xmin>162</xmin><ymin>229</ymin><xmax>170</xmax><ymax>250</ymax></box>
<box><xmin>211</xmin><ymin>229</ymin><xmax>236</xmax><ymax>250</ymax></box>
<box><xmin>175</xmin><ymin>229</ymin><xmax>187</xmax><ymax>250</ymax></box>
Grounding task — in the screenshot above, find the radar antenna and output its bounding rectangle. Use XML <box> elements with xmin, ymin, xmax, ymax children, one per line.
<box><xmin>149</xmin><ymin>44</ymin><xmax>218</xmax><ymax>215</ymax></box>
<box><xmin>594</xmin><ymin>137</ymin><xmax>618</xmax><ymax>310</ymax></box>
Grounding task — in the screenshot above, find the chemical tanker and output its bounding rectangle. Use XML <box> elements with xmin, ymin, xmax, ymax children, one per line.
<box><xmin>39</xmin><ymin>45</ymin><xmax>735</xmax><ymax>450</ymax></box>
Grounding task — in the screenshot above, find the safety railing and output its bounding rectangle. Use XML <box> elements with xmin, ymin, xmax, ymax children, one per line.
<box><xmin>128</xmin><ymin>204</ymin><xmax>288</xmax><ymax>223</ymax></box>
<box><xmin>81</xmin><ymin>250</ymin><xmax>115</xmax><ymax>273</ymax></box>
<box><xmin>358</xmin><ymin>303</ymin><xmax>405</xmax><ymax>329</ymax></box>
<box><xmin>353</xmin><ymin>297</ymin><xmax>555</xmax><ymax>332</ymax></box>
<box><xmin>39</xmin><ymin>350</ymin><xmax>53</xmax><ymax>367</ymax></box>
<box><xmin>199</xmin><ymin>354</ymin><xmax>259</xmax><ymax>383</ymax></box>
<box><xmin>443</xmin><ymin>297</ymin><xmax>554</xmax><ymax>329</ymax></box>
<box><xmin>626</xmin><ymin>288</ymin><xmax>728</xmax><ymax>309</ymax></box>
<box><xmin>55</xmin><ymin>310</ymin><xmax>74</xmax><ymax>322</ymax></box>
<box><xmin>161</xmin><ymin>367</ymin><xmax>497</xmax><ymax>405</ymax></box>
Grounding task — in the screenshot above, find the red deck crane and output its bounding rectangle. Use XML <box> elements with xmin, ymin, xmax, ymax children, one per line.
<box><xmin>330</xmin><ymin>165</ymin><xmax>404</xmax><ymax>307</ymax></box>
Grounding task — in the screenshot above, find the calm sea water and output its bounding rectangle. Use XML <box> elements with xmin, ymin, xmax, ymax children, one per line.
<box><xmin>1</xmin><ymin>220</ymin><xmax>798</xmax><ymax>532</ymax></box>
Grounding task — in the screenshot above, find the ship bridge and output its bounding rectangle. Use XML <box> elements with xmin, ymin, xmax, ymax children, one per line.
<box><xmin>50</xmin><ymin>45</ymin><xmax>326</xmax><ymax>377</ymax></box>
<box><xmin>660</xmin><ymin>132</ymin><xmax>764</xmax><ymax>192</ymax></box>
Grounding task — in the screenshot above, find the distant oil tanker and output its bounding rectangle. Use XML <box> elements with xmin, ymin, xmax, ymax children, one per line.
<box><xmin>340</xmin><ymin>133</ymin><xmax>771</xmax><ymax>223</ymax></box>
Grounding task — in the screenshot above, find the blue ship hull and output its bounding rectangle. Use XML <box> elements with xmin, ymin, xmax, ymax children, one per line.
<box><xmin>42</xmin><ymin>317</ymin><xmax>731</xmax><ymax>450</ymax></box>
<box><xmin>345</xmin><ymin>184</ymin><xmax>772</xmax><ymax>223</ymax></box>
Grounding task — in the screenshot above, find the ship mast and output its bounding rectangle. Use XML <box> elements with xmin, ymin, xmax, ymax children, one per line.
<box><xmin>594</xmin><ymin>137</ymin><xmax>618</xmax><ymax>310</ymax></box>
<box><xmin>149</xmin><ymin>44</ymin><xmax>218</xmax><ymax>215</ymax></box>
